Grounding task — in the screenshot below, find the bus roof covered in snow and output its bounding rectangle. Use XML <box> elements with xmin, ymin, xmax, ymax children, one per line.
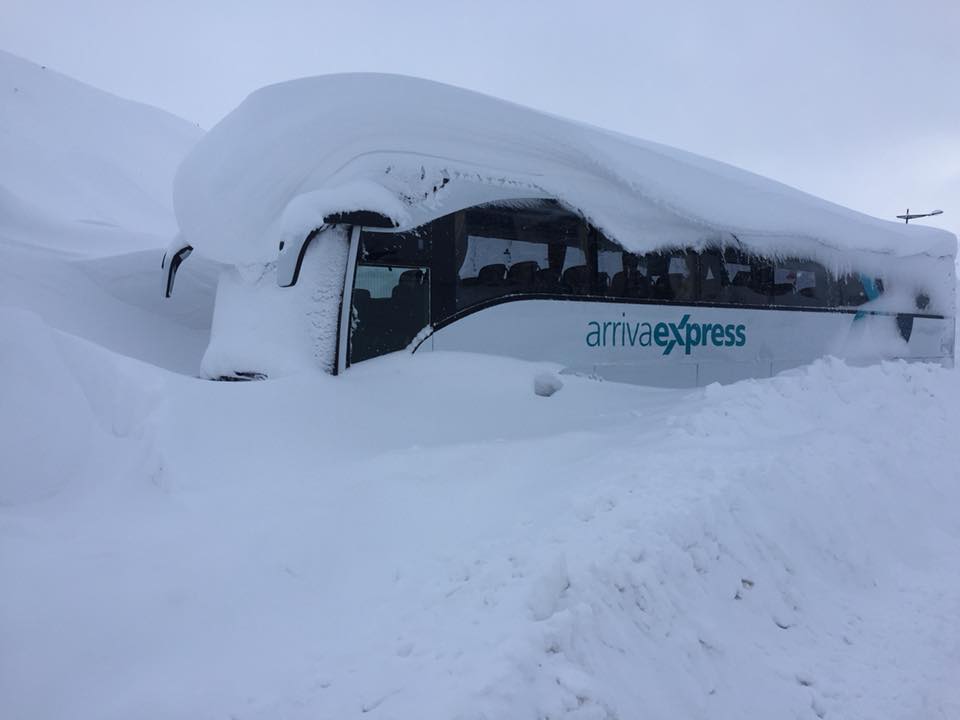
<box><xmin>173</xmin><ymin>73</ymin><xmax>956</xmax><ymax>278</ymax></box>
<box><xmin>166</xmin><ymin>73</ymin><xmax>954</xmax><ymax>384</ymax></box>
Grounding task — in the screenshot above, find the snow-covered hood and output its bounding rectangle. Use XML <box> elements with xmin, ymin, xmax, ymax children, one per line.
<box><xmin>174</xmin><ymin>73</ymin><xmax>956</xmax><ymax>270</ymax></box>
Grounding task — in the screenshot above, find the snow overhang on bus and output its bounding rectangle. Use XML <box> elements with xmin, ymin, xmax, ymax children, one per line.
<box><xmin>275</xmin><ymin>210</ymin><xmax>397</xmax><ymax>288</ymax></box>
<box><xmin>164</xmin><ymin>73</ymin><xmax>957</xmax><ymax>384</ymax></box>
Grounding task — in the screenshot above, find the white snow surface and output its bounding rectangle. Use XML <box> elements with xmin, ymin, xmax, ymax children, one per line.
<box><xmin>0</xmin><ymin>50</ymin><xmax>202</xmax><ymax>253</ymax></box>
<box><xmin>3</xmin><ymin>59</ymin><xmax>960</xmax><ymax>720</ymax></box>
<box><xmin>3</xmin><ymin>323</ymin><xmax>960</xmax><ymax>719</ymax></box>
<box><xmin>0</xmin><ymin>50</ymin><xmax>215</xmax><ymax>374</ymax></box>
<box><xmin>175</xmin><ymin>73</ymin><xmax>956</xmax><ymax>270</ymax></box>
<box><xmin>202</xmin><ymin>227</ymin><xmax>349</xmax><ymax>378</ymax></box>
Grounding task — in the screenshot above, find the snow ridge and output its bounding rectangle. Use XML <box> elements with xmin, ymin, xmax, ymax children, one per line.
<box><xmin>0</xmin><ymin>50</ymin><xmax>202</xmax><ymax>249</ymax></box>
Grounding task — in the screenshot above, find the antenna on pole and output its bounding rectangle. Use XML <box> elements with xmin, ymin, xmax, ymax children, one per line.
<box><xmin>896</xmin><ymin>208</ymin><xmax>943</xmax><ymax>224</ymax></box>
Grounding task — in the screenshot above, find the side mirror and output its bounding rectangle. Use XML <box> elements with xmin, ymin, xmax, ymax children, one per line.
<box><xmin>277</xmin><ymin>227</ymin><xmax>324</xmax><ymax>288</ymax></box>
<box><xmin>162</xmin><ymin>244</ymin><xmax>193</xmax><ymax>298</ymax></box>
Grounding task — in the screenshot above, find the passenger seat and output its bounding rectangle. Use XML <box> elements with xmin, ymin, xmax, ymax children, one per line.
<box><xmin>506</xmin><ymin>261</ymin><xmax>539</xmax><ymax>288</ymax></box>
<box><xmin>477</xmin><ymin>263</ymin><xmax>507</xmax><ymax>286</ymax></box>
<box><xmin>562</xmin><ymin>265</ymin><xmax>591</xmax><ymax>294</ymax></box>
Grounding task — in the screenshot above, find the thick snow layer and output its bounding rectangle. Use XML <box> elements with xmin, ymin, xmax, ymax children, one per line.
<box><xmin>0</xmin><ymin>50</ymin><xmax>202</xmax><ymax>248</ymax></box>
<box><xmin>0</xmin><ymin>51</ymin><xmax>215</xmax><ymax>374</ymax></box>
<box><xmin>202</xmin><ymin>228</ymin><xmax>349</xmax><ymax>377</ymax></box>
<box><xmin>3</xmin><ymin>318</ymin><xmax>960</xmax><ymax>718</ymax></box>
<box><xmin>175</xmin><ymin>73</ymin><xmax>956</xmax><ymax>271</ymax></box>
<box><xmin>0</xmin><ymin>235</ymin><xmax>216</xmax><ymax>374</ymax></box>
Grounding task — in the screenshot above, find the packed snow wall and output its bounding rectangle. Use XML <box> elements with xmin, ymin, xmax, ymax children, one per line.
<box><xmin>201</xmin><ymin>228</ymin><xmax>348</xmax><ymax>378</ymax></box>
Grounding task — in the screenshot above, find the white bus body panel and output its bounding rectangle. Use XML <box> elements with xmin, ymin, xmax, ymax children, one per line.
<box><xmin>425</xmin><ymin>300</ymin><xmax>952</xmax><ymax>387</ymax></box>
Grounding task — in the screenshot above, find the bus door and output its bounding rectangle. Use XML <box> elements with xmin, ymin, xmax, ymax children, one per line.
<box><xmin>346</xmin><ymin>221</ymin><xmax>435</xmax><ymax>365</ymax></box>
<box><xmin>350</xmin><ymin>264</ymin><xmax>430</xmax><ymax>362</ymax></box>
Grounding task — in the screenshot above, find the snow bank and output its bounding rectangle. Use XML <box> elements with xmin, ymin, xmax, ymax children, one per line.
<box><xmin>0</xmin><ymin>50</ymin><xmax>201</xmax><ymax>244</ymax></box>
<box><xmin>0</xmin><ymin>308</ymin><xmax>163</xmax><ymax>504</ymax></box>
<box><xmin>0</xmin><ymin>52</ymin><xmax>216</xmax><ymax>374</ymax></box>
<box><xmin>0</xmin><ymin>309</ymin><xmax>100</xmax><ymax>503</ymax></box>
<box><xmin>0</xmin><ymin>237</ymin><xmax>216</xmax><ymax>375</ymax></box>
<box><xmin>3</xmin><ymin>347</ymin><xmax>959</xmax><ymax>719</ymax></box>
<box><xmin>175</xmin><ymin>73</ymin><xmax>955</xmax><ymax>277</ymax></box>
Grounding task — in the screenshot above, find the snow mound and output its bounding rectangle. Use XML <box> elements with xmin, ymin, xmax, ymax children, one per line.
<box><xmin>0</xmin><ymin>237</ymin><xmax>216</xmax><ymax>375</ymax></box>
<box><xmin>0</xmin><ymin>308</ymin><xmax>163</xmax><ymax>504</ymax></box>
<box><xmin>175</xmin><ymin>73</ymin><xmax>955</xmax><ymax>269</ymax></box>
<box><xmin>3</xmin><ymin>348</ymin><xmax>959</xmax><ymax>719</ymax></box>
<box><xmin>0</xmin><ymin>50</ymin><xmax>202</xmax><ymax>246</ymax></box>
<box><xmin>0</xmin><ymin>52</ymin><xmax>215</xmax><ymax>374</ymax></box>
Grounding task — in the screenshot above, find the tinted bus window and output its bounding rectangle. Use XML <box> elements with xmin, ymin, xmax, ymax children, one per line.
<box><xmin>771</xmin><ymin>258</ymin><xmax>832</xmax><ymax>307</ymax></box>
<box><xmin>605</xmin><ymin>251</ymin><xmax>652</xmax><ymax>299</ymax></box>
<box><xmin>351</xmin><ymin>266</ymin><xmax>430</xmax><ymax>363</ymax></box>
<box><xmin>696</xmin><ymin>248</ymin><xmax>771</xmax><ymax>306</ymax></box>
<box><xmin>359</xmin><ymin>226</ymin><xmax>431</xmax><ymax>265</ymax></box>
<box><xmin>835</xmin><ymin>274</ymin><xmax>876</xmax><ymax>307</ymax></box>
<box><xmin>645</xmin><ymin>250</ymin><xmax>697</xmax><ymax>302</ymax></box>
<box><xmin>353</xmin><ymin>223</ymin><xmax>435</xmax><ymax>364</ymax></box>
<box><xmin>698</xmin><ymin>248</ymin><xmax>728</xmax><ymax>302</ymax></box>
<box><xmin>455</xmin><ymin>202</ymin><xmax>591</xmax><ymax>310</ymax></box>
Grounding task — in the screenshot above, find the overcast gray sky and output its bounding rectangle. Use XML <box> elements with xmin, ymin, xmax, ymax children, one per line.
<box><xmin>3</xmin><ymin>0</ymin><xmax>958</xmax><ymax>235</ymax></box>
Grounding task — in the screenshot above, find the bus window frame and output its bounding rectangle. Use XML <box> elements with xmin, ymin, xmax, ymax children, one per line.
<box><xmin>338</xmin><ymin>202</ymin><xmax>933</xmax><ymax>371</ymax></box>
<box><xmin>337</xmin><ymin>225</ymin><xmax>362</xmax><ymax>374</ymax></box>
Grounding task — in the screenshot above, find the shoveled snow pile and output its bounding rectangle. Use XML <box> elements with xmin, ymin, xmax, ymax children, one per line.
<box><xmin>0</xmin><ymin>50</ymin><xmax>202</xmax><ymax>252</ymax></box>
<box><xmin>175</xmin><ymin>73</ymin><xmax>955</xmax><ymax>277</ymax></box>
<box><xmin>2</xmin><ymin>307</ymin><xmax>959</xmax><ymax>718</ymax></box>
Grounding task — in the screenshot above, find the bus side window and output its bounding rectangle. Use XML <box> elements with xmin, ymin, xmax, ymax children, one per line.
<box><xmin>606</xmin><ymin>251</ymin><xmax>651</xmax><ymax>299</ymax></box>
<box><xmin>600</xmin><ymin>228</ymin><xmax>656</xmax><ymax>301</ymax></box>
<box><xmin>350</xmin><ymin>265</ymin><xmax>430</xmax><ymax>363</ymax></box>
<box><xmin>771</xmin><ymin>258</ymin><xmax>832</xmax><ymax>308</ymax></box>
<box><xmin>699</xmin><ymin>248</ymin><xmax>727</xmax><ymax>302</ymax></box>
<box><xmin>455</xmin><ymin>201</ymin><xmax>592</xmax><ymax>311</ymax></box>
<box><xmin>721</xmin><ymin>249</ymin><xmax>771</xmax><ymax>306</ymax></box>
<box><xmin>645</xmin><ymin>250</ymin><xmax>696</xmax><ymax>302</ymax></box>
<box><xmin>359</xmin><ymin>226</ymin><xmax>431</xmax><ymax>265</ymax></box>
<box><xmin>835</xmin><ymin>274</ymin><xmax>873</xmax><ymax>307</ymax></box>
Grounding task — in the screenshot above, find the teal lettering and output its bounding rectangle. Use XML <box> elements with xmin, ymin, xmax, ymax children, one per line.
<box><xmin>685</xmin><ymin>323</ymin><xmax>701</xmax><ymax>354</ymax></box>
<box><xmin>638</xmin><ymin>323</ymin><xmax>652</xmax><ymax>346</ymax></box>
<box><xmin>586</xmin><ymin>316</ymin><xmax>746</xmax><ymax>353</ymax></box>
<box><xmin>654</xmin><ymin>322</ymin><xmax>669</xmax><ymax>347</ymax></box>
<box><xmin>586</xmin><ymin>321</ymin><xmax>601</xmax><ymax>347</ymax></box>
<box><xmin>711</xmin><ymin>324</ymin><xmax>725</xmax><ymax>345</ymax></box>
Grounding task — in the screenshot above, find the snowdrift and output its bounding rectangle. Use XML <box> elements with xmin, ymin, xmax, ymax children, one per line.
<box><xmin>2</xmin><ymin>330</ymin><xmax>959</xmax><ymax>719</ymax></box>
<box><xmin>0</xmin><ymin>50</ymin><xmax>202</xmax><ymax>250</ymax></box>
<box><xmin>0</xmin><ymin>51</ymin><xmax>215</xmax><ymax>373</ymax></box>
<box><xmin>175</xmin><ymin>73</ymin><xmax>955</xmax><ymax>280</ymax></box>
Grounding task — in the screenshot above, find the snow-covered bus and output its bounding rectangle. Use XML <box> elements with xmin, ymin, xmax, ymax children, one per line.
<box><xmin>164</xmin><ymin>74</ymin><xmax>956</xmax><ymax>386</ymax></box>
